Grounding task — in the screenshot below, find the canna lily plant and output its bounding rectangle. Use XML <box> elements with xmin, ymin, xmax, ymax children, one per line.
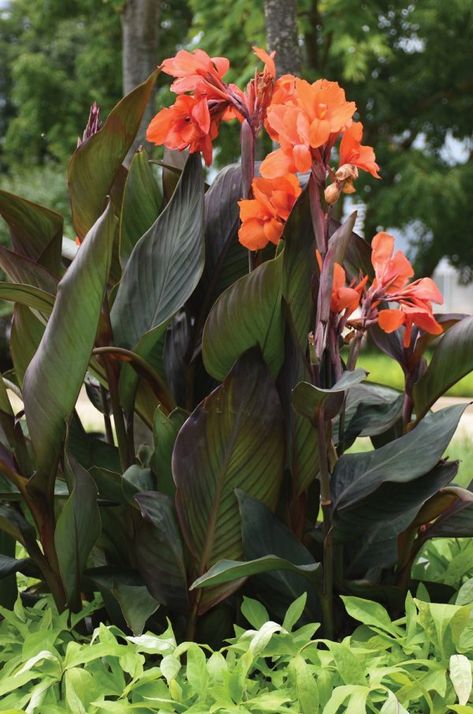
<box><xmin>0</xmin><ymin>48</ymin><xmax>473</xmax><ymax>641</ymax></box>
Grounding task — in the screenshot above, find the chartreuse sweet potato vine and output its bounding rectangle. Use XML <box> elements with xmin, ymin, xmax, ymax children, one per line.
<box><xmin>0</xmin><ymin>47</ymin><xmax>472</xmax><ymax>645</ymax></box>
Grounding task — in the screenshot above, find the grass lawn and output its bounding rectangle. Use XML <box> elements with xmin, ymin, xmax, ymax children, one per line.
<box><xmin>357</xmin><ymin>350</ymin><xmax>473</xmax><ymax>398</ymax></box>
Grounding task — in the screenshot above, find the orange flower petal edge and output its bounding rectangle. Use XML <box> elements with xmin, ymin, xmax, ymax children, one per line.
<box><xmin>238</xmin><ymin>174</ymin><xmax>301</xmax><ymax>251</ymax></box>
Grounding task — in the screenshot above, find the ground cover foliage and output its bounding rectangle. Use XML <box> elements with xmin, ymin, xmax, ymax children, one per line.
<box><xmin>2</xmin><ymin>589</ymin><xmax>473</xmax><ymax>712</ymax></box>
<box><xmin>0</xmin><ymin>50</ymin><xmax>473</xmax><ymax>711</ymax></box>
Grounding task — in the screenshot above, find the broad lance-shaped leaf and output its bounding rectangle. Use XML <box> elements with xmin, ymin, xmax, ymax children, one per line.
<box><xmin>0</xmin><ymin>282</ymin><xmax>54</xmax><ymax>315</ymax></box>
<box><xmin>334</xmin><ymin>461</ymin><xmax>458</xmax><ymax>576</ymax></box>
<box><xmin>191</xmin><ymin>556</ymin><xmax>320</xmax><ymax>590</ymax></box>
<box><xmin>332</xmin><ymin>404</ymin><xmax>466</xmax><ymax>510</ymax></box>
<box><xmin>414</xmin><ymin>316</ymin><xmax>473</xmax><ymax>419</ymax></box>
<box><xmin>54</xmin><ymin>463</ymin><xmax>101</xmax><ymax>605</ymax></box>
<box><xmin>173</xmin><ymin>351</ymin><xmax>284</xmax><ymax>614</ymax></box>
<box><xmin>68</xmin><ymin>70</ymin><xmax>158</xmax><ymax>239</ymax></box>
<box><xmin>334</xmin><ymin>382</ymin><xmax>403</xmax><ymax>448</ymax></box>
<box><xmin>0</xmin><ymin>189</ymin><xmax>63</xmax><ymax>278</ymax></box>
<box><xmin>293</xmin><ymin>369</ymin><xmax>367</xmax><ymax>423</ymax></box>
<box><xmin>202</xmin><ymin>249</ymin><xmax>285</xmax><ymax>381</ymax></box>
<box><xmin>237</xmin><ymin>490</ymin><xmax>322</xmax><ymax>620</ymax></box>
<box><xmin>0</xmin><ymin>245</ymin><xmax>57</xmax><ymax>293</ymax></box>
<box><xmin>119</xmin><ymin>148</ymin><xmax>162</xmax><ymax>267</ymax></box>
<box><xmin>23</xmin><ymin>203</ymin><xmax>116</xmax><ymax>482</ymax></box>
<box><xmin>133</xmin><ymin>491</ymin><xmax>188</xmax><ymax>611</ymax></box>
<box><xmin>199</xmin><ymin>163</ymin><xmax>246</xmax><ymax>304</ymax></box>
<box><xmin>111</xmin><ymin>153</ymin><xmax>204</xmax><ymax>353</ymax></box>
<box><xmin>10</xmin><ymin>305</ymin><xmax>45</xmax><ymax>385</ymax></box>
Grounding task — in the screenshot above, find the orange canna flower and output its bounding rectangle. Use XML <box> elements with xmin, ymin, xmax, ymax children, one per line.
<box><xmin>339</xmin><ymin>122</ymin><xmax>380</xmax><ymax>179</ymax></box>
<box><xmin>261</xmin><ymin>79</ymin><xmax>356</xmax><ymax>178</ymax></box>
<box><xmin>315</xmin><ymin>254</ymin><xmax>367</xmax><ymax>317</ymax></box>
<box><xmin>146</xmin><ymin>94</ymin><xmax>215</xmax><ymax>165</ymax></box>
<box><xmin>331</xmin><ymin>263</ymin><xmax>367</xmax><ymax>316</ymax></box>
<box><xmin>161</xmin><ymin>49</ymin><xmax>230</xmax><ymax>97</ymax></box>
<box><xmin>238</xmin><ymin>174</ymin><xmax>301</xmax><ymax>250</ymax></box>
<box><xmin>369</xmin><ymin>232</ymin><xmax>443</xmax><ymax>346</ymax></box>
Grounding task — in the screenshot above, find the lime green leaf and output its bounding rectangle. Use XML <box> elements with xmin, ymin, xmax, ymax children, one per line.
<box><xmin>68</xmin><ymin>70</ymin><xmax>158</xmax><ymax>239</ymax></box>
<box><xmin>341</xmin><ymin>596</ymin><xmax>401</xmax><ymax>636</ymax></box>
<box><xmin>450</xmin><ymin>654</ymin><xmax>472</xmax><ymax>705</ymax></box>
<box><xmin>202</xmin><ymin>249</ymin><xmax>285</xmax><ymax>381</ymax></box>
<box><xmin>288</xmin><ymin>654</ymin><xmax>319</xmax><ymax>714</ymax></box>
<box><xmin>23</xmin><ymin>202</ymin><xmax>116</xmax><ymax>483</ymax></box>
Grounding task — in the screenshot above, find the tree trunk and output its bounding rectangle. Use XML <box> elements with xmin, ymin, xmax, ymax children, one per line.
<box><xmin>121</xmin><ymin>0</ymin><xmax>161</xmax><ymax>157</ymax></box>
<box><xmin>264</xmin><ymin>0</ymin><xmax>301</xmax><ymax>76</ymax></box>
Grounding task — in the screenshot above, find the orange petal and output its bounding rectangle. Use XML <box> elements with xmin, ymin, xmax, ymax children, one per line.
<box><xmin>238</xmin><ymin>218</ymin><xmax>268</xmax><ymax>250</ymax></box>
<box><xmin>260</xmin><ymin>148</ymin><xmax>296</xmax><ymax>178</ymax></box>
<box><xmin>371</xmin><ymin>232</ymin><xmax>395</xmax><ymax>276</ymax></box>
<box><xmin>253</xmin><ymin>47</ymin><xmax>276</xmax><ymax>78</ymax></box>
<box><xmin>378</xmin><ymin>309</ymin><xmax>405</xmax><ymax>333</ymax></box>
<box><xmin>292</xmin><ymin>144</ymin><xmax>312</xmax><ymax>172</ymax></box>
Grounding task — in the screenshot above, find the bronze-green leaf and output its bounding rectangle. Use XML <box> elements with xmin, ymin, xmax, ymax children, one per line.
<box><xmin>173</xmin><ymin>351</ymin><xmax>284</xmax><ymax>614</ymax></box>
<box><xmin>23</xmin><ymin>203</ymin><xmax>116</xmax><ymax>484</ymax></box>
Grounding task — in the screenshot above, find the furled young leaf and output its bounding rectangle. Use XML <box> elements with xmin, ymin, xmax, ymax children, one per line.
<box><xmin>119</xmin><ymin>148</ymin><xmax>162</xmax><ymax>267</ymax></box>
<box><xmin>413</xmin><ymin>316</ymin><xmax>473</xmax><ymax>419</ymax></box>
<box><xmin>54</xmin><ymin>464</ymin><xmax>101</xmax><ymax>605</ymax></box>
<box><xmin>332</xmin><ymin>404</ymin><xmax>465</xmax><ymax>510</ymax></box>
<box><xmin>0</xmin><ymin>189</ymin><xmax>63</xmax><ymax>278</ymax></box>
<box><xmin>133</xmin><ymin>491</ymin><xmax>188</xmax><ymax>611</ymax></box>
<box><xmin>202</xmin><ymin>250</ymin><xmax>285</xmax><ymax>381</ymax></box>
<box><xmin>318</xmin><ymin>212</ymin><xmax>357</xmax><ymax>323</ymax></box>
<box><xmin>173</xmin><ymin>351</ymin><xmax>284</xmax><ymax>613</ymax></box>
<box><xmin>23</xmin><ymin>203</ymin><xmax>116</xmax><ymax>483</ymax></box>
<box><xmin>281</xmin><ymin>188</ymin><xmax>315</xmax><ymax>349</ymax></box>
<box><xmin>68</xmin><ymin>70</ymin><xmax>158</xmax><ymax>239</ymax></box>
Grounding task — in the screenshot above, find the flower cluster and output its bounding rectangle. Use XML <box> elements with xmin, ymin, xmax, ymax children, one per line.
<box><xmin>146</xmin><ymin>48</ymin><xmax>276</xmax><ymax>165</ymax></box>
<box><xmin>334</xmin><ymin>232</ymin><xmax>443</xmax><ymax>347</ymax></box>
<box><xmin>147</xmin><ymin>48</ymin><xmax>442</xmax><ymax>348</ymax></box>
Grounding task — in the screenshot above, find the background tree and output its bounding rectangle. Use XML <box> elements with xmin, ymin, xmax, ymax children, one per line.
<box><xmin>0</xmin><ymin>0</ymin><xmax>471</xmax><ymax>275</ymax></box>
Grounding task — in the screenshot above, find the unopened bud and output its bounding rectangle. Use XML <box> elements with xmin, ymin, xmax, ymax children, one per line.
<box><xmin>342</xmin><ymin>180</ymin><xmax>356</xmax><ymax>195</ymax></box>
<box><xmin>336</xmin><ymin>163</ymin><xmax>358</xmax><ymax>182</ymax></box>
<box><xmin>324</xmin><ymin>182</ymin><xmax>341</xmax><ymax>205</ymax></box>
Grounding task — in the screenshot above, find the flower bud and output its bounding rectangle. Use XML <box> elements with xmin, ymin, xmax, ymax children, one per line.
<box><xmin>336</xmin><ymin>163</ymin><xmax>358</xmax><ymax>182</ymax></box>
<box><xmin>324</xmin><ymin>182</ymin><xmax>341</xmax><ymax>205</ymax></box>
